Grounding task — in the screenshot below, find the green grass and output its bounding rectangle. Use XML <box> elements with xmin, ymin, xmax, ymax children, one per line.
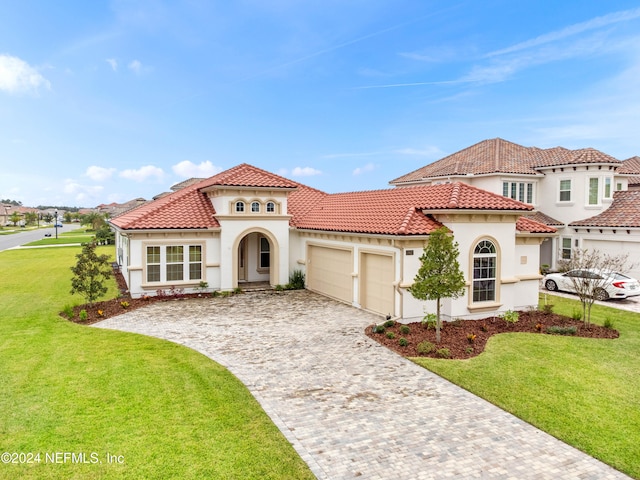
<box><xmin>412</xmin><ymin>294</ymin><xmax>640</xmax><ymax>479</ymax></box>
<box><xmin>0</xmin><ymin>247</ymin><xmax>313</xmax><ymax>479</ymax></box>
<box><xmin>24</xmin><ymin>227</ymin><xmax>96</xmax><ymax>246</ymax></box>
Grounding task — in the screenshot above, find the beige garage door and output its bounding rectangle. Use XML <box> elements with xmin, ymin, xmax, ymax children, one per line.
<box><xmin>583</xmin><ymin>239</ymin><xmax>640</xmax><ymax>280</ymax></box>
<box><xmin>307</xmin><ymin>245</ymin><xmax>353</xmax><ymax>304</ymax></box>
<box><xmin>361</xmin><ymin>252</ymin><xmax>395</xmax><ymax>317</ymax></box>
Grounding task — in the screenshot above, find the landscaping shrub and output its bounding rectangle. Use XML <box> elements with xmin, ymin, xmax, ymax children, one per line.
<box><xmin>399</xmin><ymin>325</ymin><xmax>410</xmax><ymax>334</ymax></box>
<box><xmin>436</xmin><ymin>348</ymin><xmax>451</xmax><ymax>359</ymax></box>
<box><xmin>542</xmin><ymin>304</ymin><xmax>554</xmax><ymax>315</ymax></box>
<box><xmin>500</xmin><ymin>310</ymin><xmax>519</xmax><ymax>324</ymax></box>
<box><xmin>383</xmin><ymin>319</ymin><xmax>395</xmax><ymax>328</ymax></box>
<box><xmin>288</xmin><ymin>270</ymin><xmax>306</xmax><ymax>290</ymax></box>
<box><xmin>572</xmin><ymin>309</ymin><xmax>583</xmax><ymax>321</ymax></box>
<box><xmin>372</xmin><ymin>324</ymin><xmax>386</xmax><ymax>334</ymax></box>
<box><xmin>386</xmin><ymin>331</ymin><xmax>396</xmax><ymax>339</ymax></box>
<box><xmin>545</xmin><ymin>325</ymin><xmax>577</xmax><ymax>335</ymax></box>
<box><xmin>417</xmin><ymin>341</ymin><xmax>435</xmax><ymax>354</ymax></box>
<box><xmin>604</xmin><ymin>318</ymin><xmax>615</xmax><ymax>329</ymax></box>
<box><xmin>398</xmin><ymin>337</ymin><xmax>408</xmax><ymax>347</ymax></box>
<box><xmin>62</xmin><ymin>304</ymin><xmax>74</xmax><ymax>319</ymax></box>
<box><xmin>79</xmin><ymin>309</ymin><xmax>88</xmax><ymax>321</ymax></box>
<box><xmin>421</xmin><ymin>313</ymin><xmax>437</xmax><ymax>330</ymax></box>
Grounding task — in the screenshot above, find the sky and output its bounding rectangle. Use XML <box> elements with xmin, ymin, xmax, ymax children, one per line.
<box><xmin>2</xmin><ymin>1</ymin><xmax>640</xmax><ymax>208</ymax></box>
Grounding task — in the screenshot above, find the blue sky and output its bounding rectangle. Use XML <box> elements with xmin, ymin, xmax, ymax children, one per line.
<box><xmin>2</xmin><ymin>1</ymin><xmax>640</xmax><ymax>207</ymax></box>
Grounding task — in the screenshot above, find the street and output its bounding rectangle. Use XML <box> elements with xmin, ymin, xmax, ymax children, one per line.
<box><xmin>0</xmin><ymin>228</ymin><xmax>57</xmax><ymax>252</ymax></box>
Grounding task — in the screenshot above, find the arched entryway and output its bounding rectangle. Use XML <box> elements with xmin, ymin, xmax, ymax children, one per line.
<box><xmin>232</xmin><ymin>229</ymin><xmax>279</xmax><ymax>288</ymax></box>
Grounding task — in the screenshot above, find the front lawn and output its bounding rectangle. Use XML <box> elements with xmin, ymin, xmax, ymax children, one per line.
<box><xmin>0</xmin><ymin>247</ymin><xmax>313</xmax><ymax>479</ymax></box>
<box><xmin>412</xmin><ymin>295</ymin><xmax>640</xmax><ymax>479</ymax></box>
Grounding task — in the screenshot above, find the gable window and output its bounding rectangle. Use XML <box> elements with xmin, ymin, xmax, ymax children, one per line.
<box><xmin>616</xmin><ymin>182</ymin><xmax>623</xmax><ymax>191</ymax></box>
<box><xmin>472</xmin><ymin>240</ymin><xmax>497</xmax><ymax>303</ymax></box>
<box><xmin>266</xmin><ymin>201</ymin><xmax>275</xmax><ymax>213</ymax></box>
<box><xmin>251</xmin><ymin>201</ymin><xmax>260</xmax><ymax>213</ymax></box>
<box><xmin>259</xmin><ymin>236</ymin><xmax>270</xmax><ymax>269</ymax></box>
<box><xmin>588</xmin><ymin>178</ymin><xmax>599</xmax><ymax>205</ymax></box>
<box><xmin>502</xmin><ymin>181</ymin><xmax>534</xmax><ymax>204</ymax></box>
<box><xmin>559</xmin><ymin>179</ymin><xmax>571</xmax><ymax>202</ymax></box>
<box><xmin>235</xmin><ymin>201</ymin><xmax>245</xmax><ymax>213</ymax></box>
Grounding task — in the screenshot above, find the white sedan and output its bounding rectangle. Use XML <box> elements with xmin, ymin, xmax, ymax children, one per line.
<box><xmin>543</xmin><ymin>269</ymin><xmax>640</xmax><ymax>301</ymax></box>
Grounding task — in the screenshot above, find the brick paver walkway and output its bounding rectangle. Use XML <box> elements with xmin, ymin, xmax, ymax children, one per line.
<box><xmin>95</xmin><ymin>290</ymin><xmax>630</xmax><ymax>479</ymax></box>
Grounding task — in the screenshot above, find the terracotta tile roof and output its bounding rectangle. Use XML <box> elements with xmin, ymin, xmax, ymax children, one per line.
<box><xmin>391</xmin><ymin>138</ymin><xmax>622</xmax><ymax>185</ymax></box>
<box><xmin>111</xmin><ymin>164</ymin><xmax>538</xmax><ymax>235</ymax></box>
<box><xmin>516</xmin><ymin>216</ymin><xmax>557</xmax><ymax>234</ymax></box>
<box><xmin>295</xmin><ymin>182</ymin><xmax>533</xmax><ymax>235</ymax></box>
<box><xmin>200</xmin><ymin>163</ymin><xmax>299</xmax><ymax>189</ymax></box>
<box><xmin>111</xmin><ymin>164</ymin><xmax>304</xmax><ymax>230</ymax></box>
<box><xmin>619</xmin><ymin>156</ymin><xmax>640</xmax><ymax>187</ymax></box>
<box><xmin>569</xmin><ymin>190</ymin><xmax>640</xmax><ymax>228</ymax></box>
<box><xmin>521</xmin><ymin>211</ymin><xmax>565</xmax><ymax>227</ymax></box>
<box><xmin>110</xmin><ymin>179</ymin><xmax>219</xmax><ymax>230</ymax></box>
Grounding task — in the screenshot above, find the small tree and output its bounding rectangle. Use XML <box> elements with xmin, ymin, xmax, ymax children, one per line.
<box><xmin>559</xmin><ymin>248</ymin><xmax>634</xmax><ymax>327</ymax></box>
<box><xmin>9</xmin><ymin>211</ymin><xmax>21</xmax><ymax>226</ymax></box>
<box><xmin>70</xmin><ymin>242</ymin><xmax>113</xmax><ymax>306</ymax></box>
<box><xmin>409</xmin><ymin>227</ymin><xmax>466</xmax><ymax>343</ymax></box>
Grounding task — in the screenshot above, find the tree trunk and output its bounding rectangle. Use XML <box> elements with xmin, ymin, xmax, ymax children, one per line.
<box><xmin>436</xmin><ymin>298</ymin><xmax>441</xmax><ymax>343</ymax></box>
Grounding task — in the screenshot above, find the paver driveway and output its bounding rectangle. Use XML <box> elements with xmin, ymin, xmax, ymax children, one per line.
<box><xmin>96</xmin><ymin>290</ymin><xmax>629</xmax><ymax>480</ymax></box>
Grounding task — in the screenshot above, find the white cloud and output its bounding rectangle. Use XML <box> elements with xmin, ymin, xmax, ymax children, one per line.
<box><xmin>0</xmin><ymin>54</ymin><xmax>51</xmax><ymax>94</ymax></box>
<box><xmin>128</xmin><ymin>59</ymin><xmax>142</xmax><ymax>74</ymax></box>
<box><xmin>86</xmin><ymin>165</ymin><xmax>116</xmax><ymax>181</ymax></box>
<box><xmin>291</xmin><ymin>166</ymin><xmax>322</xmax><ymax>177</ymax></box>
<box><xmin>486</xmin><ymin>7</ymin><xmax>640</xmax><ymax>58</ymax></box>
<box><xmin>172</xmin><ymin>160</ymin><xmax>223</xmax><ymax>178</ymax></box>
<box><xmin>106</xmin><ymin>58</ymin><xmax>118</xmax><ymax>71</ymax></box>
<box><xmin>62</xmin><ymin>179</ymin><xmax>104</xmax><ymax>201</ymax></box>
<box><xmin>352</xmin><ymin>163</ymin><xmax>376</xmax><ymax>176</ymax></box>
<box><xmin>119</xmin><ymin>165</ymin><xmax>165</xmax><ymax>182</ymax></box>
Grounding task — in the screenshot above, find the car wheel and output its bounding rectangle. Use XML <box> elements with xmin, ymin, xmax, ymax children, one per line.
<box><xmin>593</xmin><ymin>288</ymin><xmax>609</xmax><ymax>301</ymax></box>
<box><xmin>545</xmin><ymin>279</ymin><xmax>558</xmax><ymax>291</ymax></box>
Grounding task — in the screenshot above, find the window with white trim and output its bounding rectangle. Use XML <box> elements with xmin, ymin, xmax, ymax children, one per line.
<box><xmin>561</xmin><ymin>237</ymin><xmax>572</xmax><ymax>260</ymax></box>
<box><xmin>559</xmin><ymin>179</ymin><xmax>571</xmax><ymax>202</ymax></box>
<box><xmin>472</xmin><ymin>240</ymin><xmax>497</xmax><ymax>303</ymax></box>
<box><xmin>251</xmin><ymin>201</ymin><xmax>260</xmax><ymax>212</ymax></box>
<box><xmin>145</xmin><ymin>245</ymin><xmax>203</xmax><ymax>283</ymax></box>
<box><xmin>235</xmin><ymin>201</ymin><xmax>245</xmax><ymax>212</ymax></box>
<box><xmin>266</xmin><ymin>201</ymin><xmax>275</xmax><ymax>213</ymax></box>
<box><xmin>147</xmin><ymin>246</ymin><xmax>161</xmax><ymax>282</ymax></box>
<box><xmin>604</xmin><ymin>177</ymin><xmax>612</xmax><ymax>199</ymax></box>
<box><xmin>502</xmin><ymin>181</ymin><xmax>534</xmax><ymax>204</ymax></box>
<box><xmin>588</xmin><ymin>177</ymin><xmax>599</xmax><ymax>205</ymax></box>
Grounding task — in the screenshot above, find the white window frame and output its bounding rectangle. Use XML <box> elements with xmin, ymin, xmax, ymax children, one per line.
<box><xmin>603</xmin><ymin>176</ymin><xmax>612</xmax><ymax>199</ymax></box>
<box><xmin>558</xmin><ymin>178</ymin><xmax>572</xmax><ymax>203</ymax></box>
<box><xmin>145</xmin><ymin>244</ymin><xmax>204</xmax><ymax>284</ymax></box>
<box><xmin>266</xmin><ymin>201</ymin><xmax>276</xmax><ymax>213</ymax></box>
<box><xmin>502</xmin><ymin>180</ymin><xmax>535</xmax><ymax>204</ymax></box>
<box><xmin>472</xmin><ymin>240</ymin><xmax>497</xmax><ymax>303</ymax></box>
<box><xmin>251</xmin><ymin>201</ymin><xmax>260</xmax><ymax>213</ymax></box>
<box><xmin>561</xmin><ymin>237</ymin><xmax>572</xmax><ymax>260</ymax></box>
<box><xmin>235</xmin><ymin>201</ymin><xmax>245</xmax><ymax>213</ymax></box>
<box><xmin>587</xmin><ymin>176</ymin><xmax>600</xmax><ymax>206</ymax></box>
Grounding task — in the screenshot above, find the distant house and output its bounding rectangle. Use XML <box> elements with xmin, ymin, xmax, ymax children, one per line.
<box><xmin>391</xmin><ymin>138</ymin><xmax>640</xmax><ymax>280</ymax></box>
<box><xmin>110</xmin><ymin>163</ymin><xmax>554</xmax><ymax>321</ymax></box>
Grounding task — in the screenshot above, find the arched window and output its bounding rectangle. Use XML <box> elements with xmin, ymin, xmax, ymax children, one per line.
<box><xmin>235</xmin><ymin>201</ymin><xmax>245</xmax><ymax>213</ymax></box>
<box><xmin>472</xmin><ymin>240</ymin><xmax>497</xmax><ymax>302</ymax></box>
<box><xmin>266</xmin><ymin>201</ymin><xmax>275</xmax><ymax>213</ymax></box>
<box><xmin>251</xmin><ymin>201</ymin><xmax>260</xmax><ymax>213</ymax></box>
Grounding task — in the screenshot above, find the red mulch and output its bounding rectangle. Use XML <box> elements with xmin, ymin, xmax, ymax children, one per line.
<box><xmin>64</xmin><ymin>270</ymin><xmax>206</xmax><ymax>325</ymax></box>
<box><xmin>366</xmin><ymin>310</ymin><xmax>619</xmax><ymax>360</ymax></box>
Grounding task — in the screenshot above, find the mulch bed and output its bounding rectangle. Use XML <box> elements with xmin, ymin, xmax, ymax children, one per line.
<box><xmin>365</xmin><ymin>310</ymin><xmax>619</xmax><ymax>360</ymax></box>
<box><xmin>65</xmin><ymin>270</ymin><xmax>206</xmax><ymax>325</ymax></box>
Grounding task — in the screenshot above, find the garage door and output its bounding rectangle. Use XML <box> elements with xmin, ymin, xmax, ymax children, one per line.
<box><xmin>583</xmin><ymin>239</ymin><xmax>640</xmax><ymax>280</ymax></box>
<box><xmin>360</xmin><ymin>252</ymin><xmax>395</xmax><ymax>317</ymax></box>
<box><xmin>307</xmin><ymin>245</ymin><xmax>353</xmax><ymax>304</ymax></box>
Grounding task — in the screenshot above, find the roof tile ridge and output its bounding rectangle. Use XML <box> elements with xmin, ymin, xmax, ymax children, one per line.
<box><xmin>447</xmin><ymin>182</ymin><xmax>461</xmax><ymax>208</ymax></box>
<box><xmin>494</xmin><ymin>138</ymin><xmax>501</xmax><ymax>172</ymax></box>
<box><xmin>398</xmin><ymin>207</ymin><xmax>418</xmax><ymax>235</ymax></box>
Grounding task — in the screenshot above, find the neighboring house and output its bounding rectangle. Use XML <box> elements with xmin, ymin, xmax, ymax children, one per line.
<box><xmin>97</xmin><ymin>198</ymin><xmax>148</xmax><ymax>217</ymax></box>
<box><xmin>110</xmin><ymin>163</ymin><xmax>555</xmax><ymax>321</ymax></box>
<box><xmin>391</xmin><ymin>138</ymin><xmax>640</xmax><ymax>279</ymax></box>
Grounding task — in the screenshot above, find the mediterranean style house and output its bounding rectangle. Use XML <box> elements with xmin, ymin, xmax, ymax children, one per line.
<box><xmin>391</xmin><ymin>138</ymin><xmax>640</xmax><ymax>280</ymax></box>
<box><xmin>110</xmin><ymin>163</ymin><xmax>555</xmax><ymax>321</ymax></box>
